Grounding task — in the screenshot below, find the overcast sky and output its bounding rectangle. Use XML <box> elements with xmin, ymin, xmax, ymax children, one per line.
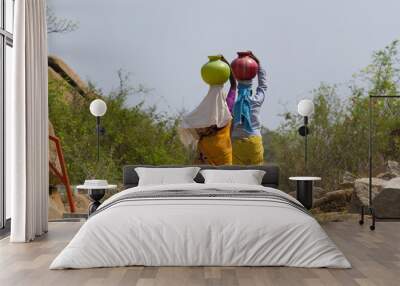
<box><xmin>48</xmin><ymin>0</ymin><xmax>400</xmax><ymax>129</ymax></box>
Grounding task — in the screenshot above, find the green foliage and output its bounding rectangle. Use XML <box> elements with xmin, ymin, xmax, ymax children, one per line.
<box><xmin>266</xmin><ymin>40</ymin><xmax>400</xmax><ymax>192</ymax></box>
<box><xmin>49</xmin><ymin>71</ymin><xmax>189</xmax><ymax>185</ymax></box>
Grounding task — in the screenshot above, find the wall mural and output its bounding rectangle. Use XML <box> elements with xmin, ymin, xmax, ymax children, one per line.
<box><xmin>47</xmin><ymin>3</ymin><xmax>400</xmax><ymax>223</ymax></box>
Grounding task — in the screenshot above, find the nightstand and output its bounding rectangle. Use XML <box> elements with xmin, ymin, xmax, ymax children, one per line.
<box><xmin>77</xmin><ymin>182</ymin><xmax>117</xmax><ymax>215</ymax></box>
<box><xmin>289</xmin><ymin>177</ymin><xmax>321</xmax><ymax>209</ymax></box>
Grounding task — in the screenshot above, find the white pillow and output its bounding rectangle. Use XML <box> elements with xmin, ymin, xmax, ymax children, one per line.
<box><xmin>135</xmin><ymin>167</ymin><xmax>200</xmax><ymax>186</ymax></box>
<box><xmin>200</xmin><ymin>169</ymin><xmax>266</xmax><ymax>185</ymax></box>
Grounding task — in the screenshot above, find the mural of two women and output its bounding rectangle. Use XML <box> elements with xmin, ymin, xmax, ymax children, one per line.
<box><xmin>179</xmin><ymin>51</ymin><xmax>267</xmax><ymax>166</ymax></box>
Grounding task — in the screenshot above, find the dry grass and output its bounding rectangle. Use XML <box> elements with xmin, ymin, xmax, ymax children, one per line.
<box><xmin>312</xmin><ymin>210</ymin><xmax>360</xmax><ymax>223</ymax></box>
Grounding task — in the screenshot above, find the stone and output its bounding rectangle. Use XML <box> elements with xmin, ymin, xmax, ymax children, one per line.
<box><xmin>73</xmin><ymin>192</ymin><xmax>91</xmax><ymax>213</ymax></box>
<box><xmin>340</xmin><ymin>171</ymin><xmax>356</xmax><ymax>188</ymax></box>
<box><xmin>352</xmin><ymin>177</ymin><xmax>387</xmax><ymax>207</ymax></box>
<box><xmin>313</xmin><ymin>189</ymin><xmax>353</xmax><ymax>212</ymax></box>
<box><xmin>374</xmin><ymin>177</ymin><xmax>400</xmax><ymax>218</ymax></box>
<box><xmin>48</xmin><ymin>189</ymin><xmax>65</xmax><ymax>220</ymax></box>
<box><xmin>342</xmin><ymin>171</ymin><xmax>356</xmax><ymax>184</ymax></box>
<box><xmin>48</xmin><ymin>204</ymin><xmax>63</xmax><ymax>221</ymax></box>
<box><xmin>387</xmin><ymin>160</ymin><xmax>400</xmax><ymax>177</ymax></box>
<box><xmin>48</xmin><ymin>55</ymin><xmax>89</xmax><ymax>97</ymax></box>
<box><xmin>313</xmin><ymin>187</ymin><xmax>328</xmax><ymax>199</ymax></box>
<box><xmin>376</xmin><ymin>172</ymin><xmax>396</xmax><ymax>180</ymax></box>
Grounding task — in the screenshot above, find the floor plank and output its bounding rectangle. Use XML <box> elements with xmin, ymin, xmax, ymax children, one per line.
<box><xmin>0</xmin><ymin>221</ymin><xmax>399</xmax><ymax>286</ymax></box>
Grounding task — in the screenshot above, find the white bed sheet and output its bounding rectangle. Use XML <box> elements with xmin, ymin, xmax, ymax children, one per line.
<box><xmin>50</xmin><ymin>183</ymin><xmax>351</xmax><ymax>269</ymax></box>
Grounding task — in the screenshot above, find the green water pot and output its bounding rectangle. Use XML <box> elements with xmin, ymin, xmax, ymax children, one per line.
<box><xmin>201</xmin><ymin>55</ymin><xmax>230</xmax><ymax>85</ymax></box>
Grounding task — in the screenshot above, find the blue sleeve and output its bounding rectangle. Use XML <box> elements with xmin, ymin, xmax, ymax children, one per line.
<box><xmin>250</xmin><ymin>65</ymin><xmax>267</xmax><ymax>106</ymax></box>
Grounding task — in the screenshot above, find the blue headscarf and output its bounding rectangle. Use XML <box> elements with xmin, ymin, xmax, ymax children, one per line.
<box><xmin>233</xmin><ymin>83</ymin><xmax>253</xmax><ymax>133</ymax></box>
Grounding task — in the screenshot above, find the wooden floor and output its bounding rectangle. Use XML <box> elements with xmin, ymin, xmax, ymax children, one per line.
<box><xmin>0</xmin><ymin>221</ymin><xmax>399</xmax><ymax>286</ymax></box>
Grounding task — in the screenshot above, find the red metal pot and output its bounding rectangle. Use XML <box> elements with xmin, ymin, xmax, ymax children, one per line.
<box><xmin>231</xmin><ymin>51</ymin><xmax>259</xmax><ymax>81</ymax></box>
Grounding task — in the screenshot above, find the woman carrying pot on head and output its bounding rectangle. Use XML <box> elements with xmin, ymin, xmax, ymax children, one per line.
<box><xmin>178</xmin><ymin>55</ymin><xmax>236</xmax><ymax>165</ymax></box>
<box><xmin>231</xmin><ymin>51</ymin><xmax>267</xmax><ymax>165</ymax></box>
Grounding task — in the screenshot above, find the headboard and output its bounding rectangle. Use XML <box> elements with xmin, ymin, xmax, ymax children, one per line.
<box><xmin>123</xmin><ymin>164</ymin><xmax>280</xmax><ymax>189</ymax></box>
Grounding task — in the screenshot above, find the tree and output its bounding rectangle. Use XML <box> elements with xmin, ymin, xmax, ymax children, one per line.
<box><xmin>47</xmin><ymin>7</ymin><xmax>78</xmax><ymax>34</ymax></box>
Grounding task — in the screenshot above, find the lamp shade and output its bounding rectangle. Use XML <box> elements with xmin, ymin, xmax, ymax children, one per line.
<box><xmin>90</xmin><ymin>99</ymin><xmax>107</xmax><ymax>117</ymax></box>
<box><xmin>297</xmin><ymin>99</ymin><xmax>314</xmax><ymax>117</ymax></box>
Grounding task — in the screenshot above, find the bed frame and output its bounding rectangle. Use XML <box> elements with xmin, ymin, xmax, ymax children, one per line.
<box><xmin>123</xmin><ymin>164</ymin><xmax>280</xmax><ymax>189</ymax></box>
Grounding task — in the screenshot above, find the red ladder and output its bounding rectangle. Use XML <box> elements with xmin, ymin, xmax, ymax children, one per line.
<box><xmin>49</xmin><ymin>135</ymin><xmax>76</xmax><ymax>213</ymax></box>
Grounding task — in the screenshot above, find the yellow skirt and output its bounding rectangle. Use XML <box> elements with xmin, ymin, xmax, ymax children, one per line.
<box><xmin>232</xmin><ymin>136</ymin><xmax>264</xmax><ymax>165</ymax></box>
<box><xmin>197</xmin><ymin>122</ymin><xmax>232</xmax><ymax>166</ymax></box>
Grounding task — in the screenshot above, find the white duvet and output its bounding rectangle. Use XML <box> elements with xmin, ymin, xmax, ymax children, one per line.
<box><xmin>50</xmin><ymin>183</ymin><xmax>351</xmax><ymax>269</ymax></box>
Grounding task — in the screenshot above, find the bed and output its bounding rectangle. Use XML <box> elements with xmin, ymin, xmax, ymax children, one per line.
<box><xmin>50</xmin><ymin>164</ymin><xmax>350</xmax><ymax>269</ymax></box>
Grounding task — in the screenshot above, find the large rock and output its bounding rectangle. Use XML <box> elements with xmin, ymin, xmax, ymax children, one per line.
<box><xmin>48</xmin><ymin>55</ymin><xmax>89</xmax><ymax>97</ymax></box>
<box><xmin>48</xmin><ymin>189</ymin><xmax>65</xmax><ymax>220</ymax></box>
<box><xmin>73</xmin><ymin>192</ymin><xmax>91</xmax><ymax>213</ymax></box>
<box><xmin>313</xmin><ymin>187</ymin><xmax>328</xmax><ymax>199</ymax></box>
<box><xmin>352</xmin><ymin>177</ymin><xmax>387</xmax><ymax>207</ymax></box>
<box><xmin>342</xmin><ymin>171</ymin><xmax>356</xmax><ymax>184</ymax></box>
<box><xmin>387</xmin><ymin>160</ymin><xmax>400</xmax><ymax>177</ymax></box>
<box><xmin>374</xmin><ymin>177</ymin><xmax>400</xmax><ymax>218</ymax></box>
<box><xmin>339</xmin><ymin>171</ymin><xmax>356</xmax><ymax>188</ymax></box>
<box><xmin>48</xmin><ymin>204</ymin><xmax>63</xmax><ymax>220</ymax></box>
<box><xmin>376</xmin><ymin>172</ymin><xmax>396</xmax><ymax>180</ymax></box>
<box><xmin>313</xmin><ymin>189</ymin><xmax>353</xmax><ymax>212</ymax></box>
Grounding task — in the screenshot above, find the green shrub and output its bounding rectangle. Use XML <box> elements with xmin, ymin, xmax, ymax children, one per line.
<box><xmin>266</xmin><ymin>40</ymin><xmax>400</xmax><ymax>192</ymax></box>
<box><xmin>49</xmin><ymin>71</ymin><xmax>190</xmax><ymax>184</ymax></box>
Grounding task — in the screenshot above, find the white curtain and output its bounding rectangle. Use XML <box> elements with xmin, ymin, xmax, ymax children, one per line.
<box><xmin>6</xmin><ymin>0</ymin><xmax>48</xmax><ymax>242</ymax></box>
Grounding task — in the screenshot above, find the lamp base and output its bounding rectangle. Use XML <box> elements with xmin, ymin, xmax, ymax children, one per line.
<box><xmin>88</xmin><ymin>189</ymin><xmax>106</xmax><ymax>215</ymax></box>
<box><xmin>298</xmin><ymin>126</ymin><xmax>309</xmax><ymax>136</ymax></box>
